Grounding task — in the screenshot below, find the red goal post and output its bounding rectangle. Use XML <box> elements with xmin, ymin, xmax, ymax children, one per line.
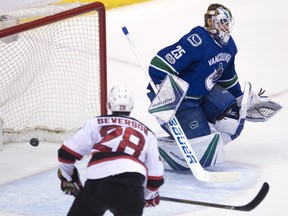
<box><xmin>0</xmin><ymin>2</ymin><xmax>107</xmax><ymax>144</ymax></box>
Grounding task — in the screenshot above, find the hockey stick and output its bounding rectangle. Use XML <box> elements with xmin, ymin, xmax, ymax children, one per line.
<box><xmin>160</xmin><ymin>182</ymin><xmax>269</xmax><ymax>211</ymax></box>
<box><xmin>121</xmin><ymin>26</ymin><xmax>240</xmax><ymax>182</ymax></box>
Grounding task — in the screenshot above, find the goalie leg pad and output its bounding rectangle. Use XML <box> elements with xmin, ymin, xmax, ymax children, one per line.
<box><xmin>157</xmin><ymin>132</ymin><xmax>227</xmax><ymax>170</ymax></box>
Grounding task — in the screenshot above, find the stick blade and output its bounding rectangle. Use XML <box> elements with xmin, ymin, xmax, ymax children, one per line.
<box><xmin>160</xmin><ymin>182</ymin><xmax>269</xmax><ymax>212</ymax></box>
<box><xmin>195</xmin><ymin>170</ymin><xmax>241</xmax><ymax>183</ymax></box>
<box><xmin>234</xmin><ymin>182</ymin><xmax>270</xmax><ymax>211</ymax></box>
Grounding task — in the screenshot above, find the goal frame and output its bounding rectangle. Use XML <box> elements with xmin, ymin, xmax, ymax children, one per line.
<box><xmin>0</xmin><ymin>2</ymin><xmax>107</xmax><ymax>116</ymax></box>
<box><xmin>0</xmin><ymin>2</ymin><xmax>107</xmax><ymax>144</ymax></box>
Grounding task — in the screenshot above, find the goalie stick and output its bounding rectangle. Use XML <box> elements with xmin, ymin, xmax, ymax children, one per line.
<box><xmin>160</xmin><ymin>182</ymin><xmax>269</xmax><ymax>211</ymax></box>
<box><xmin>121</xmin><ymin>25</ymin><xmax>240</xmax><ymax>183</ymax></box>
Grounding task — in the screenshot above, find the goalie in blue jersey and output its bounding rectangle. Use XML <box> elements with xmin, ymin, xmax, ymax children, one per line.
<box><xmin>146</xmin><ymin>3</ymin><xmax>281</xmax><ymax>170</ymax></box>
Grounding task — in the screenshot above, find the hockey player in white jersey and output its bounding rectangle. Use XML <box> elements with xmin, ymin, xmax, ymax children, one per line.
<box><xmin>57</xmin><ymin>85</ymin><xmax>164</xmax><ymax>216</ymax></box>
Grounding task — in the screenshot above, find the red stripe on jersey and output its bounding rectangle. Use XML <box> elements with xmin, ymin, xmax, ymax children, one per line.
<box><xmin>61</xmin><ymin>144</ymin><xmax>83</xmax><ymax>160</ymax></box>
<box><xmin>58</xmin><ymin>157</ymin><xmax>74</xmax><ymax>164</ymax></box>
<box><xmin>88</xmin><ymin>154</ymin><xmax>147</xmax><ymax>171</ymax></box>
<box><xmin>147</xmin><ymin>175</ymin><xmax>164</xmax><ymax>181</ymax></box>
<box><xmin>146</xmin><ymin>186</ymin><xmax>159</xmax><ymax>191</ymax></box>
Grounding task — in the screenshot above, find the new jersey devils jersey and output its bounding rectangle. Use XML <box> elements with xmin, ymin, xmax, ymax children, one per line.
<box><xmin>58</xmin><ymin>115</ymin><xmax>164</xmax><ymax>195</ymax></box>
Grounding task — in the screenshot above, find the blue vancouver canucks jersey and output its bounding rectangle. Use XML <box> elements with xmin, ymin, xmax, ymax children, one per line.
<box><xmin>148</xmin><ymin>26</ymin><xmax>242</xmax><ymax>101</ymax></box>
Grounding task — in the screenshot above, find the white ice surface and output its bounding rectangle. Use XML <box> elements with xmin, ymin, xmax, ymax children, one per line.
<box><xmin>1</xmin><ymin>0</ymin><xmax>288</xmax><ymax>216</ymax></box>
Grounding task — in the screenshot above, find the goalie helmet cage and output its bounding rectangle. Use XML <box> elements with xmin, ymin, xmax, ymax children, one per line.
<box><xmin>0</xmin><ymin>2</ymin><xmax>107</xmax><ymax>144</ymax></box>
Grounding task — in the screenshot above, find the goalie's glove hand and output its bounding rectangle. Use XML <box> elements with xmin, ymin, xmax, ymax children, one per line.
<box><xmin>145</xmin><ymin>192</ymin><xmax>160</xmax><ymax>207</ymax></box>
<box><xmin>258</xmin><ymin>88</ymin><xmax>266</xmax><ymax>96</ymax></box>
<box><xmin>246</xmin><ymin>88</ymin><xmax>282</xmax><ymax>122</ymax></box>
<box><xmin>57</xmin><ymin>168</ymin><xmax>83</xmax><ymax>197</ymax></box>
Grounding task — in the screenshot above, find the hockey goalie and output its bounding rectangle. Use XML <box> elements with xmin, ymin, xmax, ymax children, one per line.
<box><xmin>145</xmin><ymin>3</ymin><xmax>282</xmax><ymax>172</ymax></box>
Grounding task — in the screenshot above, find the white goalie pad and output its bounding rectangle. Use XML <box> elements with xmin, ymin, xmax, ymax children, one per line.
<box><xmin>246</xmin><ymin>88</ymin><xmax>282</xmax><ymax>122</ymax></box>
<box><xmin>148</xmin><ymin>74</ymin><xmax>189</xmax><ymax>123</ymax></box>
<box><xmin>157</xmin><ymin>132</ymin><xmax>227</xmax><ymax>171</ymax></box>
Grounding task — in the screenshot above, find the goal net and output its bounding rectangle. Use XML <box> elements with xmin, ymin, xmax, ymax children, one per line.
<box><xmin>0</xmin><ymin>2</ymin><xmax>107</xmax><ymax>144</ymax></box>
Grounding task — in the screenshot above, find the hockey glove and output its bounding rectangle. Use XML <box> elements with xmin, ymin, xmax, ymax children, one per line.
<box><xmin>145</xmin><ymin>192</ymin><xmax>160</xmax><ymax>207</ymax></box>
<box><xmin>246</xmin><ymin>88</ymin><xmax>282</xmax><ymax>122</ymax></box>
<box><xmin>57</xmin><ymin>167</ymin><xmax>83</xmax><ymax>197</ymax></box>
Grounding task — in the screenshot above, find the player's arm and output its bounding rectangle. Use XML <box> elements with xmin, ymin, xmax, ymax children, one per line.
<box><xmin>57</xmin><ymin>119</ymin><xmax>97</xmax><ymax>196</ymax></box>
<box><xmin>217</xmin><ymin>56</ymin><xmax>243</xmax><ymax>99</ymax></box>
<box><xmin>144</xmin><ymin>134</ymin><xmax>164</xmax><ymax>207</ymax></box>
<box><xmin>58</xmin><ymin>145</ymin><xmax>84</xmax><ymax>196</ymax></box>
<box><xmin>58</xmin><ymin>144</ymin><xmax>83</xmax><ymax>179</ymax></box>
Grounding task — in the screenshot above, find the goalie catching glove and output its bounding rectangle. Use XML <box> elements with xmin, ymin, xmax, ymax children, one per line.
<box><xmin>57</xmin><ymin>167</ymin><xmax>83</xmax><ymax>197</ymax></box>
<box><xmin>246</xmin><ymin>88</ymin><xmax>282</xmax><ymax>122</ymax></box>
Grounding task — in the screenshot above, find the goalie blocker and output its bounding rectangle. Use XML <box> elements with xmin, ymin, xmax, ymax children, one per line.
<box><xmin>148</xmin><ymin>74</ymin><xmax>189</xmax><ymax>123</ymax></box>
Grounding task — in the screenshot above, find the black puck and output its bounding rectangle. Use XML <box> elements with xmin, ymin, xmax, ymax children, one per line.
<box><xmin>30</xmin><ymin>138</ymin><xmax>39</xmax><ymax>147</ymax></box>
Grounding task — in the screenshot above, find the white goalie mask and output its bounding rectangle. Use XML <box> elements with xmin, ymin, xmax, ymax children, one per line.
<box><xmin>205</xmin><ymin>5</ymin><xmax>234</xmax><ymax>45</ymax></box>
<box><xmin>107</xmin><ymin>85</ymin><xmax>134</xmax><ymax>113</ymax></box>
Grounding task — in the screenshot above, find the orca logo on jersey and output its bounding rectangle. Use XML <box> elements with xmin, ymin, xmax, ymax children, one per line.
<box><xmin>187</xmin><ymin>34</ymin><xmax>202</xmax><ymax>47</ymax></box>
<box><xmin>205</xmin><ymin>63</ymin><xmax>224</xmax><ymax>90</ymax></box>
